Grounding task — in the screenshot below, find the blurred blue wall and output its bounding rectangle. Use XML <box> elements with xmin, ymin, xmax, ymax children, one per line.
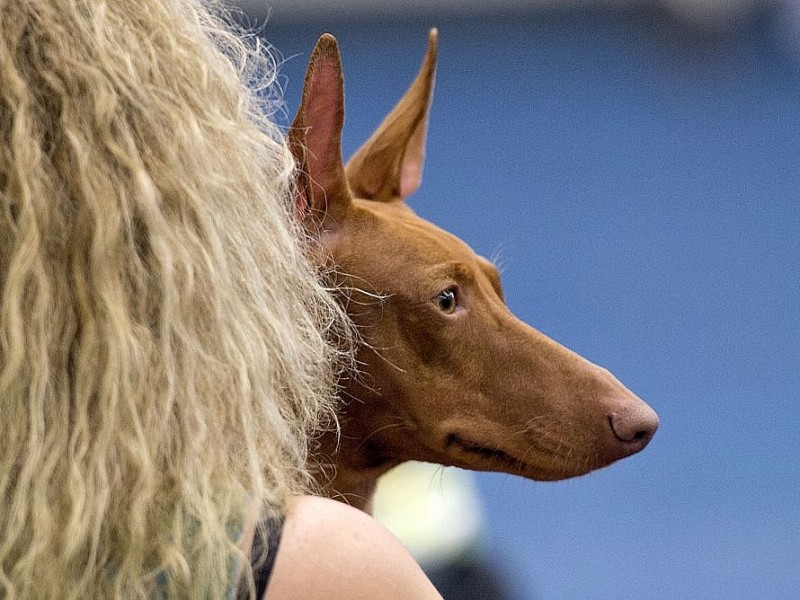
<box><xmin>262</xmin><ymin>6</ymin><xmax>800</xmax><ymax>599</ymax></box>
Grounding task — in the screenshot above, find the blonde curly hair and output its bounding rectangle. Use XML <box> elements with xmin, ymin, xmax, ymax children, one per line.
<box><xmin>0</xmin><ymin>0</ymin><xmax>349</xmax><ymax>597</ymax></box>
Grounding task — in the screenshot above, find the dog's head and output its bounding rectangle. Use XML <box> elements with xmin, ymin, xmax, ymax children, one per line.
<box><xmin>290</xmin><ymin>31</ymin><xmax>658</xmax><ymax>484</ymax></box>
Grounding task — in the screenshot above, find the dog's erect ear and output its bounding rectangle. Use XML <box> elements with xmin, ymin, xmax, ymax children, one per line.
<box><xmin>288</xmin><ymin>34</ymin><xmax>351</xmax><ymax>228</ymax></box>
<box><xmin>346</xmin><ymin>28</ymin><xmax>438</xmax><ymax>203</ymax></box>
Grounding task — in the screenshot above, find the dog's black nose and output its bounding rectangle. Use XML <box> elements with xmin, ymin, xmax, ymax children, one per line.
<box><xmin>609</xmin><ymin>404</ymin><xmax>659</xmax><ymax>449</ymax></box>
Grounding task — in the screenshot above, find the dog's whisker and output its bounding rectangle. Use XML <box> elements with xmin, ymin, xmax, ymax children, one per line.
<box><xmin>355</xmin><ymin>421</ymin><xmax>407</xmax><ymax>451</ymax></box>
<box><xmin>489</xmin><ymin>243</ymin><xmax>510</xmax><ymax>274</ymax></box>
<box><xmin>364</xmin><ymin>345</ymin><xmax>407</xmax><ymax>374</ymax></box>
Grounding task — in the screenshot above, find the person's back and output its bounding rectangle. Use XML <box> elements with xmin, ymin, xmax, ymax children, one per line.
<box><xmin>0</xmin><ymin>1</ymin><xmax>440</xmax><ymax>597</ymax></box>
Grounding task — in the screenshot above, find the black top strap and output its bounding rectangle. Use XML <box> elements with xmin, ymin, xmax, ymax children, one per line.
<box><xmin>246</xmin><ymin>516</ymin><xmax>285</xmax><ymax>599</ymax></box>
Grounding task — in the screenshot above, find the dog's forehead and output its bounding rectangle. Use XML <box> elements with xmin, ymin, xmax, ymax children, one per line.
<box><xmin>328</xmin><ymin>199</ymin><xmax>508</xmax><ymax>302</ymax></box>
<box><xmin>349</xmin><ymin>198</ymin><xmax>475</xmax><ymax>263</ymax></box>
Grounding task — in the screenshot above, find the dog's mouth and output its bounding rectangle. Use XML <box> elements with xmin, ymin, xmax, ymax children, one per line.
<box><xmin>444</xmin><ymin>432</ymin><xmax>594</xmax><ymax>481</ymax></box>
<box><xmin>445</xmin><ymin>433</ymin><xmax>523</xmax><ymax>471</ymax></box>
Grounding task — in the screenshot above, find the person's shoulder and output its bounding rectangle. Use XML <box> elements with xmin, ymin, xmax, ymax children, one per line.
<box><xmin>265</xmin><ymin>495</ymin><xmax>442</xmax><ymax>599</ymax></box>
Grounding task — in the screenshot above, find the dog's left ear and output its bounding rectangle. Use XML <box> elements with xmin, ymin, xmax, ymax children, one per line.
<box><xmin>346</xmin><ymin>28</ymin><xmax>438</xmax><ymax>203</ymax></box>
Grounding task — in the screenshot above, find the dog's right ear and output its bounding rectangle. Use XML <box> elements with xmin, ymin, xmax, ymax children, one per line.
<box><xmin>288</xmin><ymin>34</ymin><xmax>351</xmax><ymax>230</ymax></box>
<box><xmin>345</xmin><ymin>29</ymin><xmax>437</xmax><ymax>203</ymax></box>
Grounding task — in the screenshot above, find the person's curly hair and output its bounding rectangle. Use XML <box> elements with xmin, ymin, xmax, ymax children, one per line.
<box><xmin>0</xmin><ymin>0</ymin><xmax>350</xmax><ymax>597</ymax></box>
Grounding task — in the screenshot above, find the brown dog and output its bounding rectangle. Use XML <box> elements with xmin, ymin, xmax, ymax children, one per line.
<box><xmin>290</xmin><ymin>30</ymin><xmax>659</xmax><ymax>511</ymax></box>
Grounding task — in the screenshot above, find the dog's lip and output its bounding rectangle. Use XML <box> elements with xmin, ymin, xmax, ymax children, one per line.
<box><xmin>444</xmin><ymin>432</ymin><xmax>595</xmax><ymax>481</ymax></box>
<box><xmin>445</xmin><ymin>433</ymin><xmax>521</xmax><ymax>469</ymax></box>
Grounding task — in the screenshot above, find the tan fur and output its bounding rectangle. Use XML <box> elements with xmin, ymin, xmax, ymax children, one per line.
<box><xmin>291</xmin><ymin>31</ymin><xmax>659</xmax><ymax>511</ymax></box>
<box><xmin>0</xmin><ymin>1</ymin><xmax>351</xmax><ymax>597</ymax></box>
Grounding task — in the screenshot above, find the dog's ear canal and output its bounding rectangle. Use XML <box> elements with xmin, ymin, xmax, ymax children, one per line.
<box><xmin>288</xmin><ymin>33</ymin><xmax>351</xmax><ymax>228</ymax></box>
<box><xmin>346</xmin><ymin>28</ymin><xmax>438</xmax><ymax>203</ymax></box>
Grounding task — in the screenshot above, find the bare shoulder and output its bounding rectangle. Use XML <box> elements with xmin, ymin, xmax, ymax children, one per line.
<box><xmin>265</xmin><ymin>495</ymin><xmax>442</xmax><ymax>599</ymax></box>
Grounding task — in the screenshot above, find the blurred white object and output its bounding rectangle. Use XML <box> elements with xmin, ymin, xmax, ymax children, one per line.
<box><xmin>372</xmin><ymin>462</ymin><xmax>484</xmax><ymax>569</ymax></box>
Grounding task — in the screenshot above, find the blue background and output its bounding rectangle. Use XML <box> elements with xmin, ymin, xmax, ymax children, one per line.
<box><xmin>264</xmin><ymin>7</ymin><xmax>799</xmax><ymax>599</ymax></box>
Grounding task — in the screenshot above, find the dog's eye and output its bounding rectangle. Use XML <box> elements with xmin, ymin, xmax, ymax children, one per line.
<box><xmin>434</xmin><ymin>288</ymin><xmax>458</xmax><ymax>314</ymax></box>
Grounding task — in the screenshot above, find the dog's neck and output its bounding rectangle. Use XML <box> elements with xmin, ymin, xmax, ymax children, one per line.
<box><xmin>316</xmin><ymin>424</ymin><xmax>402</xmax><ymax>513</ymax></box>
